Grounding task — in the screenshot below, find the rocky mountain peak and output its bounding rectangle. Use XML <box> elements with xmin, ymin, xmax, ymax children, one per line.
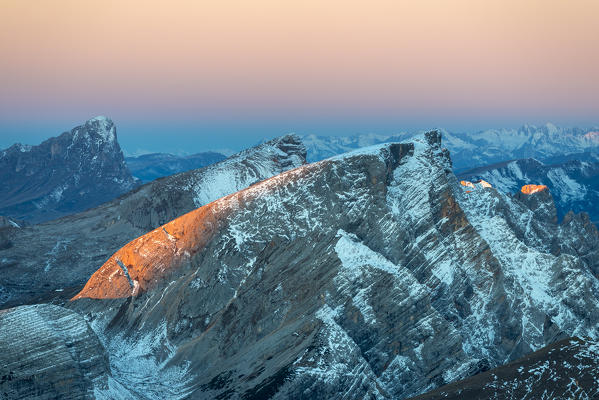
<box><xmin>0</xmin><ymin>134</ymin><xmax>308</xmax><ymax>309</ymax></box>
<box><xmin>62</xmin><ymin>132</ymin><xmax>599</xmax><ymax>399</ymax></box>
<box><xmin>73</xmin><ymin>140</ymin><xmax>410</xmax><ymax>300</ymax></box>
<box><xmin>513</xmin><ymin>185</ymin><xmax>557</xmax><ymax>224</ymax></box>
<box><xmin>424</xmin><ymin>129</ymin><xmax>443</xmax><ymax>147</ymax></box>
<box><xmin>76</xmin><ymin>116</ymin><xmax>117</xmax><ymax>147</ymax></box>
<box><xmin>0</xmin><ymin>117</ymin><xmax>139</xmax><ymax>223</ymax></box>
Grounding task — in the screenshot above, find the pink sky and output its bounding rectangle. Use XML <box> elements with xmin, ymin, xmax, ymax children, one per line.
<box><xmin>1</xmin><ymin>0</ymin><xmax>598</xmax><ymax>150</ymax></box>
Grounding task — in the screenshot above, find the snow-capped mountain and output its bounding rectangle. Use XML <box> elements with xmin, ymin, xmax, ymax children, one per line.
<box><xmin>0</xmin><ymin>117</ymin><xmax>139</xmax><ymax>223</ymax></box>
<box><xmin>125</xmin><ymin>151</ymin><xmax>227</xmax><ymax>182</ymax></box>
<box><xmin>302</xmin><ymin>123</ymin><xmax>599</xmax><ymax>171</ymax></box>
<box><xmin>0</xmin><ymin>135</ymin><xmax>306</xmax><ymax>308</ymax></box>
<box><xmin>460</xmin><ymin>158</ymin><xmax>599</xmax><ymax>225</ymax></box>
<box><xmin>3</xmin><ymin>131</ymin><xmax>599</xmax><ymax>399</ymax></box>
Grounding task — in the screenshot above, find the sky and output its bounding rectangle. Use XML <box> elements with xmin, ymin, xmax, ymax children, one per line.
<box><xmin>1</xmin><ymin>0</ymin><xmax>598</xmax><ymax>154</ymax></box>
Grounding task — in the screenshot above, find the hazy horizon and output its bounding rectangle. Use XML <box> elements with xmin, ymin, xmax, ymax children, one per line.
<box><xmin>2</xmin><ymin>117</ymin><xmax>599</xmax><ymax>157</ymax></box>
<box><xmin>1</xmin><ymin>0</ymin><xmax>598</xmax><ymax>154</ymax></box>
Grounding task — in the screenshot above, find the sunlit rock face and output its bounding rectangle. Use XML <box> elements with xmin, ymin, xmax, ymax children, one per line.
<box><xmin>460</xmin><ymin>179</ymin><xmax>492</xmax><ymax>191</ymax></box>
<box><xmin>520</xmin><ymin>184</ymin><xmax>548</xmax><ymax>194</ymax></box>
<box><xmin>0</xmin><ymin>117</ymin><xmax>139</xmax><ymax>223</ymax></box>
<box><xmin>0</xmin><ymin>135</ymin><xmax>306</xmax><ymax>308</ymax></box>
<box><xmin>48</xmin><ymin>131</ymin><xmax>599</xmax><ymax>399</ymax></box>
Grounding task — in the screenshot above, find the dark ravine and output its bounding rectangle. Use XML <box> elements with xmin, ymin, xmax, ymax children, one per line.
<box><xmin>0</xmin><ymin>135</ymin><xmax>306</xmax><ymax>309</ymax></box>
<box><xmin>2</xmin><ymin>131</ymin><xmax>599</xmax><ymax>399</ymax></box>
<box><xmin>0</xmin><ymin>117</ymin><xmax>139</xmax><ymax>223</ymax></box>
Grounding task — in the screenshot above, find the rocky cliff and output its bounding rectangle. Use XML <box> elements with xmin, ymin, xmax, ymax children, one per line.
<box><xmin>0</xmin><ymin>117</ymin><xmax>139</xmax><ymax>223</ymax></box>
<box><xmin>0</xmin><ymin>304</ymin><xmax>111</xmax><ymax>400</ymax></box>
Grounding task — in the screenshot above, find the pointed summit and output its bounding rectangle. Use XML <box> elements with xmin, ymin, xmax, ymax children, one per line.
<box><xmin>0</xmin><ymin>118</ymin><xmax>138</xmax><ymax>223</ymax></box>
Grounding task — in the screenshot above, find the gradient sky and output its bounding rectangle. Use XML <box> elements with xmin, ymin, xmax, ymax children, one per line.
<box><xmin>1</xmin><ymin>0</ymin><xmax>598</xmax><ymax>154</ymax></box>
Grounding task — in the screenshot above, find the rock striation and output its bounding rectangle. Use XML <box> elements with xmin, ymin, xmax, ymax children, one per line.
<box><xmin>3</xmin><ymin>131</ymin><xmax>599</xmax><ymax>399</ymax></box>
<box><xmin>63</xmin><ymin>131</ymin><xmax>599</xmax><ymax>399</ymax></box>
<box><xmin>0</xmin><ymin>304</ymin><xmax>111</xmax><ymax>400</ymax></box>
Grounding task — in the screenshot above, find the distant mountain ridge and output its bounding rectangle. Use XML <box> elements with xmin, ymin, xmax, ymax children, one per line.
<box><xmin>125</xmin><ymin>151</ymin><xmax>226</xmax><ymax>182</ymax></box>
<box><xmin>0</xmin><ymin>117</ymin><xmax>139</xmax><ymax>223</ymax></box>
<box><xmin>301</xmin><ymin>123</ymin><xmax>599</xmax><ymax>171</ymax></box>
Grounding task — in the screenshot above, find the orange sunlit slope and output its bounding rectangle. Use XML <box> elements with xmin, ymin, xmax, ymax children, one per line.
<box><xmin>72</xmin><ymin>163</ymin><xmax>317</xmax><ymax>300</ymax></box>
<box><xmin>521</xmin><ymin>184</ymin><xmax>548</xmax><ymax>195</ymax></box>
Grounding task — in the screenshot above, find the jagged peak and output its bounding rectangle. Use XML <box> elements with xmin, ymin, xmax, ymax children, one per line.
<box><xmin>230</xmin><ymin>134</ymin><xmax>307</xmax><ymax>166</ymax></box>
<box><xmin>2</xmin><ymin>143</ymin><xmax>32</xmax><ymax>155</ymax></box>
<box><xmin>424</xmin><ymin>129</ymin><xmax>443</xmax><ymax>147</ymax></box>
<box><xmin>88</xmin><ymin>115</ymin><xmax>111</xmax><ymax>123</ymax></box>
<box><xmin>80</xmin><ymin>116</ymin><xmax>117</xmax><ymax>145</ymax></box>
<box><xmin>266</xmin><ymin>133</ymin><xmax>302</xmax><ymax>145</ymax></box>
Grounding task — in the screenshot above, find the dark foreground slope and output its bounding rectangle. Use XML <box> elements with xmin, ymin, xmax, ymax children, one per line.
<box><xmin>2</xmin><ymin>131</ymin><xmax>599</xmax><ymax>399</ymax></box>
<box><xmin>0</xmin><ymin>117</ymin><xmax>139</xmax><ymax>223</ymax></box>
<box><xmin>0</xmin><ymin>304</ymin><xmax>110</xmax><ymax>400</ymax></box>
<box><xmin>0</xmin><ymin>135</ymin><xmax>305</xmax><ymax>308</ymax></box>
<box><xmin>410</xmin><ymin>337</ymin><xmax>599</xmax><ymax>400</ymax></box>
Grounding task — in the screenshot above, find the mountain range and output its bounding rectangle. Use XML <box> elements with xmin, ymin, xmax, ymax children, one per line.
<box><xmin>2</xmin><ymin>119</ymin><xmax>597</xmax><ymax>225</ymax></box>
<box><xmin>301</xmin><ymin>123</ymin><xmax>599</xmax><ymax>171</ymax></box>
<box><xmin>125</xmin><ymin>152</ymin><xmax>227</xmax><ymax>183</ymax></box>
<box><xmin>0</xmin><ymin>134</ymin><xmax>306</xmax><ymax>309</ymax></box>
<box><xmin>2</xmin><ymin>131</ymin><xmax>599</xmax><ymax>399</ymax></box>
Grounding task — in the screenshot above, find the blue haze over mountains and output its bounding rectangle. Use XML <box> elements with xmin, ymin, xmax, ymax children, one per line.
<box><xmin>1</xmin><ymin>118</ymin><xmax>598</xmax><ymax>224</ymax></box>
